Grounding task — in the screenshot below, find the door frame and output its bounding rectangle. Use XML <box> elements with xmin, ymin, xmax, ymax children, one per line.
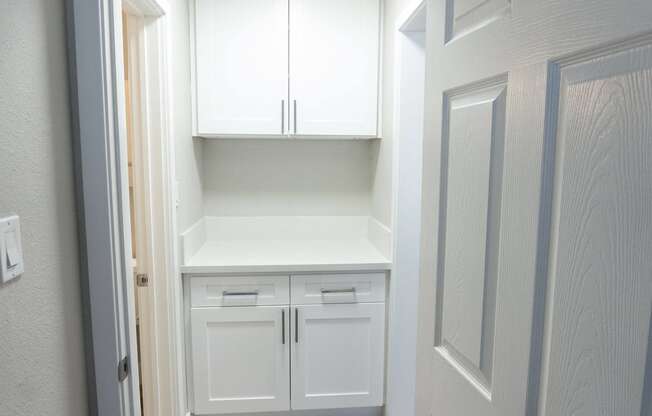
<box><xmin>66</xmin><ymin>0</ymin><xmax>185</xmax><ymax>415</ymax></box>
<box><xmin>387</xmin><ymin>1</ymin><xmax>427</xmax><ymax>416</ymax></box>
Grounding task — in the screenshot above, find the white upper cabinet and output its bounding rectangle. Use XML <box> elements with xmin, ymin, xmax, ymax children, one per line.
<box><xmin>289</xmin><ymin>0</ymin><xmax>381</xmax><ymax>137</ymax></box>
<box><xmin>193</xmin><ymin>0</ymin><xmax>289</xmax><ymax>136</ymax></box>
<box><xmin>192</xmin><ymin>0</ymin><xmax>381</xmax><ymax>138</ymax></box>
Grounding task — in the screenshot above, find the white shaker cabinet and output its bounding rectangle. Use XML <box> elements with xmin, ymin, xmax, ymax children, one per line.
<box><xmin>187</xmin><ymin>273</ymin><xmax>386</xmax><ymax>414</ymax></box>
<box><xmin>193</xmin><ymin>0</ymin><xmax>289</xmax><ymax>136</ymax></box>
<box><xmin>190</xmin><ymin>306</ymin><xmax>291</xmax><ymax>414</ymax></box>
<box><xmin>289</xmin><ymin>0</ymin><xmax>381</xmax><ymax>137</ymax></box>
<box><xmin>290</xmin><ymin>303</ymin><xmax>386</xmax><ymax>410</ymax></box>
<box><xmin>191</xmin><ymin>0</ymin><xmax>381</xmax><ymax>138</ymax></box>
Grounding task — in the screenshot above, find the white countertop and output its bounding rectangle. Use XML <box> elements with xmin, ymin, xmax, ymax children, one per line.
<box><xmin>180</xmin><ymin>216</ymin><xmax>393</xmax><ymax>274</ymax></box>
<box><xmin>181</xmin><ymin>238</ymin><xmax>391</xmax><ymax>274</ymax></box>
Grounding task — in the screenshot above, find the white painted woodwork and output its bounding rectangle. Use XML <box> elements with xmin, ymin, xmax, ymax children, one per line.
<box><xmin>386</xmin><ymin>3</ymin><xmax>426</xmax><ymax>415</ymax></box>
<box><xmin>291</xmin><ymin>273</ymin><xmax>386</xmax><ymax>304</ymax></box>
<box><xmin>291</xmin><ymin>303</ymin><xmax>385</xmax><ymax>410</ymax></box>
<box><xmin>191</xmin><ymin>306</ymin><xmax>291</xmax><ymax>414</ymax></box>
<box><xmin>438</xmin><ymin>82</ymin><xmax>505</xmax><ymax>380</ymax></box>
<box><xmin>539</xmin><ymin>44</ymin><xmax>652</xmax><ymax>416</ymax></box>
<box><xmin>445</xmin><ymin>0</ymin><xmax>510</xmax><ymax>43</ymax></box>
<box><xmin>289</xmin><ymin>0</ymin><xmax>381</xmax><ymax>137</ymax></box>
<box><xmin>190</xmin><ymin>275</ymin><xmax>290</xmax><ymax>307</ymax></box>
<box><xmin>416</xmin><ymin>1</ymin><xmax>652</xmax><ymax>416</ymax></box>
<box><xmin>193</xmin><ymin>0</ymin><xmax>288</xmax><ymax>136</ymax></box>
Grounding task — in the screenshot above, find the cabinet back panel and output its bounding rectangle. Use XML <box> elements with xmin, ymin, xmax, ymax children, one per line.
<box><xmin>202</xmin><ymin>140</ymin><xmax>376</xmax><ymax>216</ymax></box>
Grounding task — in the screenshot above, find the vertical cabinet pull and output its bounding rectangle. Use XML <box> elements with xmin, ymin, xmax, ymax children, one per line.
<box><xmin>281</xmin><ymin>99</ymin><xmax>285</xmax><ymax>134</ymax></box>
<box><xmin>293</xmin><ymin>100</ymin><xmax>297</xmax><ymax>134</ymax></box>
<box><xmin>282</xmin><ymin>309</ymin><xmax>286</xmax><ymax>344</ymax></box>
<box><xmin>295</xmin><ymin>308</ymin><xmax>299</xmax><ymax>343</ymax></box>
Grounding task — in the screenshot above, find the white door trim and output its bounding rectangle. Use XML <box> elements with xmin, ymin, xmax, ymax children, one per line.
<box><xmin>386</xmin><ymin>2</ymin><xmax>427</xmax><ymax>416</ymax></box>
<box><xmin>66</xmin><ymin>0</ymin><xmax>182</xmax><ymax>415</ymax></box>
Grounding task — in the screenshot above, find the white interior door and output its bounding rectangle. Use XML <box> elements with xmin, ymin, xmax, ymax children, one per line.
<box><xmin>291</xmin><ymin>303</ymin><xmax>385</xmax><ymax>410</ymax></box>
<box><xmin>191</xmin><ymin>306</ymin><xmax>290</xmax><ymax>414</ymax></box>
<box><xmin>416</xmin><ymin>1</ymin><xmax>652</xmax><ymax>415</ymax></box>
<box><xmin>194</xmin><ymin>0</ymin><xmax>289</xmax><ymax>136</ymax></box>
<box><xmin>289</xmin><ymin>0</ymin><xmax>380</xmax><ymax>137</ymax></box>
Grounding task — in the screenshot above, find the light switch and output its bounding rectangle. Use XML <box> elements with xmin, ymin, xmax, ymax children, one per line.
<box><xmin>1</xmin><ymin>215</ymin><xmax>24</xmax><ymax>283</ymax></box>
<box><xmin>6</xmin><ymin>231</ymin><xmax>20</xmax><ymax>268</ymax></box>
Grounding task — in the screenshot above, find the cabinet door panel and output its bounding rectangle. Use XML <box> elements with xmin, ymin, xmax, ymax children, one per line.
<box><xmin>291</xmin><ymin>303</ymin><xmax>385</xmax><ymax>410</ymax></box>
<box><xmin>191</xmin><ymin>306</ymin><xmax>290</xmax><ymax>414</ymax></box>
<box><xmin>289</xmin><ymin>0</ymin><xmax>380</xmax><ymax>137</ymax></box>
<box><xmin>194</xmin><ymin>0</ymin><xmax>288</xmax><ymax>136</ymax></box>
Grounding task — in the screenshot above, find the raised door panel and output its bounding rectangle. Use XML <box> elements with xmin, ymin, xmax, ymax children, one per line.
<box><xmin>291</xmin><ymin>303</ymin><xmax>385</xmax><ymax>410</ymax></box>
<box><xmin>539</xmin><ymin>42</ymin><xmax>652</xmax><ymax>416</ymax></box>
<box><xmin>194</xmin><ymin>0</ymin><xmax>288</xmax><ymax>136</ymax></box>
<box><xmin>435</xmin><ymin>80</ymin><xmax>506</xmax><ymax>391</ymax></box>
<box><xmin>191</xmin><ymin>306</ymin><xmax>290</xmax><ymax>414</ymax></box>
<box><xmin>289</xmin><ymin>0</ymin><xmax>380</xmax><ymax>137</ymax></box>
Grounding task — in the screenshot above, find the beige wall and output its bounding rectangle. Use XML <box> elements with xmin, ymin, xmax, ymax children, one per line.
<box><xmin>0</xmin><ymin>1</ymin><xmax>88</xmax><ymax>415</ymax></box>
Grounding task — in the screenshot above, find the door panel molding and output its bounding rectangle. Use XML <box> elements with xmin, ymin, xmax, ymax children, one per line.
<box><xmin>537</xmin><ymin>35</ymin><xmax>652</xmax><ymax>416</ymax></box>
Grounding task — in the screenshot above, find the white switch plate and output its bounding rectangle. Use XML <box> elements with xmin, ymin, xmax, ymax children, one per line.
<box><xmin>1</xmin><ymin>215</ymin><xmax>24</xmax><ymax>283</ymax></box>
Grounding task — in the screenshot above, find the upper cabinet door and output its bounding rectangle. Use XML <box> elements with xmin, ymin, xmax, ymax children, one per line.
<box><xmin>289</xmin><ymin>0</ymin><xmax>381</xmax><ymax>137</ymax></box>
<box><xmin>193</xmin><ymin>0</ymin><xmax>289</xmax><ymax>136</ymax></box>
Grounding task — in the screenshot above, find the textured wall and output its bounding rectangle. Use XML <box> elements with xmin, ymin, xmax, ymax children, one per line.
<box><xmin>0</xmin><ymin>1</ymin><xmax>88</xmax><ymax>415</ymax></box>
<box><xmin>171</xmin><ymin>0</ymin><xmax>204</xmax><ymax>233</ymax></box>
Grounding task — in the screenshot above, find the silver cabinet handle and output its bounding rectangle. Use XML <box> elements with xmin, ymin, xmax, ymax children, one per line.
<box><xmin>222</xmin><ymin>291</ymin><xmax>259</xmax><ymax>297</ymax></box>
<box><xmin>282</xmin><ymin>309</ymin><xmax>286</xmax><ymax>345</ymax></box>
<box><xmin>295</xmin><ymin>308</ymin><xmax>299</xmax><ymax>344</ymax></box>
<box><xmin>281</xmin><ymin>99</ymin><xmax>285</xmax><ymax>134</ymax></box>
<box><xmin>321</xmin><ymin>288</ymin><xmax>356</xmax><ymax>294</ymax></box>
<box><xmin>293</xmin><ymin>99</ymin><xmax>297</xmax><ymax>134</ymax></box>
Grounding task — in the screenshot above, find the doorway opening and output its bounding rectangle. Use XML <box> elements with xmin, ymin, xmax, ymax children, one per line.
<box><xmin>120</xmin><ymin>2</ymin><xmax>183</xmax><ymax>416</ymax></box>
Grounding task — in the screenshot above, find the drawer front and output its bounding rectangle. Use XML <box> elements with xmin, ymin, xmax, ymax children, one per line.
<box><xmin>191</xmin><ymin>276</ymin><xmax>290</xmax><ymax>307</ymax></box>
<box><xmin>291</xmin><ymin>273</ymin><xmax>386</xmax><ymax>305</ymax></box>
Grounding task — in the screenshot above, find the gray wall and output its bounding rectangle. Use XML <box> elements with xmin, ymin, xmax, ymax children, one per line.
<box><xmin>0</xmin><ymin>1</ymin><xmax>88</xmax><ymax>415</ymax></box>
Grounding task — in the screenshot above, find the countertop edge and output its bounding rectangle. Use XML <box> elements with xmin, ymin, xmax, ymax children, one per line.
<box><xmin>180</xmin><ymin>261</ymin><xmax>392</xmax><ymax>275</ymax></box>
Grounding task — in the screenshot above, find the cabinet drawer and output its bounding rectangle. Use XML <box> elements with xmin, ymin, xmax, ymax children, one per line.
<box><xmin>191</xmin><ymin>276</ymin><xmax>290</xmax><ymax>307</ymax></box>
<box><xmin>291</xmin><ymin>273</ymin><xmax>386</xmax><ymax>305</ymax></box>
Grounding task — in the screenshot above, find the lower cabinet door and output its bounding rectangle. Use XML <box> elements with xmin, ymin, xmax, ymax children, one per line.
<box><xmin>291</xmin><ymin>303</ymin><xmax>385</xmax><ymax>410</ymax></box>
<box><xmin>191</xmin><ymin>306</ymin><xmax>290</xmax><ymax>414</ymax></box>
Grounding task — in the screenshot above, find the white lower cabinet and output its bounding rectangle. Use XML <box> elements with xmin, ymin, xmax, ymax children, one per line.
<box><xmin>291</xmin><ymin>303</ymin><xmax>386</xmax><ymax>410</ymax></box>
<box><xmin>188</xmin><ymin>273</ymin><xmax>386</xmax><ymax>415</ymax></box>
<box><xmin>191</xmin><ymin>306</ymin><xmax>291</xmax><ymax>414</ymax></box>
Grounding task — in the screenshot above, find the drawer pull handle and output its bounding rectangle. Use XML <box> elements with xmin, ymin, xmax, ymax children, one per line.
<box><xmin>321</xmin><ymin>288</ymin><xmax>356</xmax><ymax>294</ymax></box>
<box><xmin>222</xmin><ymin>291</ymin><xmax>259</xmax><ymax>297</ymax></box>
